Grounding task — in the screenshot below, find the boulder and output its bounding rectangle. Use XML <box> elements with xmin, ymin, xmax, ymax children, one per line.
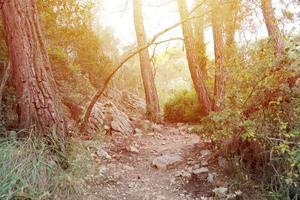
<box><xmin>86</xmin><ymin>99</ymin><xmax>133</xmax><ymax>135</ymax></box>
<box><xmin>152</xmin><ymin>154</ymin><xmax>183</xmax><ymax>170</ymax></box>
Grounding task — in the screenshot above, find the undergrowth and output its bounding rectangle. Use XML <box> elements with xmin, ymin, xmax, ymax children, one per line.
<box><xmin>0</xmin><ymin>130</ymin><xmax>89</xmax><ymax>200</ymax></box>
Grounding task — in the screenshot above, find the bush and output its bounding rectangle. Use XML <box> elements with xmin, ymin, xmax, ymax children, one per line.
<box><xmin>164</xmin><ymin>89</ymin><xmax>202</xmax><ymax>123</ymax></box>
<box><xmin>191</xmin><ymin>39</ymin><xmax>300</xmax><ymax>199</ymax></box>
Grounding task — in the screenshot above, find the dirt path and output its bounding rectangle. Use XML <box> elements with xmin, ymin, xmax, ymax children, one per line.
<box><xmin>80</xmin><ymin>124</ymin><xmax>250</xmax><ymax>200</ymax></box>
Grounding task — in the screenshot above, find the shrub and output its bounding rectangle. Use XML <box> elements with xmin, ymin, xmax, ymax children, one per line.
<box><xmin>191</xmin><ymin>39</ymin><xmax>300</xmax><ymax>199</ymax></box>
<box><xmin>164</xmin><ymin>89</ymin><xmax>202</xmax><ymax>123</ymax></box>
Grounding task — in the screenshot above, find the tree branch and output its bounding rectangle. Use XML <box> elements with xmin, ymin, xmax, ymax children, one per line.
<box><xmin>78</xmin><ymin>1</ymin><xmax>232</xmax><ymax>133</ymax></box>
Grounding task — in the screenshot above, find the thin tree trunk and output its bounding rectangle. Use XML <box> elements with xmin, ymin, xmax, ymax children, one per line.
<box><xmin>177</xmin><ymin>0</ymin><xmax>212</xmax><ymax>115</ymax></box>
<box><xmin>261</xmin><ymin>0</ymin><xmax>285</xmax><ymax>57</ymax></box>
<box><xmin>0</xmin><ymin>61</ymin><xmax>11</xmax><ymax>107</ymax></box>
<box><xmin>133</xmin><ymin>0</ymin><xmax>160</xmax><ymax>122</ymax></box>
<box><xmin>1</xmin><ymin>0</ymin><xmax>67</xmax><ymax>136</ymax></box>
<box><xmin>193</xmin><ymin>0</ymin><xmax>207</xmax><ymax>79</ymax></box>
<box><xmin>211</xmin><ymin>0</ymin><xmax>225</xmax><ymax>111</ymax></box>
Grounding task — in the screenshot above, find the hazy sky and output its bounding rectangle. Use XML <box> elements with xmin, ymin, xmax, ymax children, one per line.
<box><xmin>94</xmin><ymin>0</ymin><xmax>300</xmax><ymax>56</ymax></box>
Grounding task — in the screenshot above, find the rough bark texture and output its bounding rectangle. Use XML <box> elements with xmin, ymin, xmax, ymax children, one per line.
<box><xmin>261</xmin><ymin>0</ymin><xmax>285</xmax><ymax>57</ymax></box>
<box><xmin>177</xmin><ymin>0</ymin><xmax>212</xmax><ymax>115</ymax></box>
<box><xmin>133</xmin><ymin>0</ymin><xmax>160</xmax><ymax>122</ymax></box>
<box><xmin>0</xmin><ymin>61</ymin><xmax>11</xmax><ymax>106</ymax></box>
<box><xmin>211</xmin><ymin>0</ymin><xmax>225</xmax><ymax>111</ymax></box>
<box><xmin>1</xmin><ymin>0</ymin><xmax>67</xmax><ymax>135</ymax></box>
<box><xmin>193</xmin><ymin>0</ymin><xmax>207</xmax><ymax>79</ymax></box>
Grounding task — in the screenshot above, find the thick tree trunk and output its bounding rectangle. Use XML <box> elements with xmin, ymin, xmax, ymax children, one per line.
<box><xmin>177</xmin><ymin>0</ymin><xmax>212</xmax><ymax>115</ymax></box>
<box><xmin>193</xmin><ymin>0</ymin><xmax>207</xmax><ymax>79</ymax></box>
<box><xmin>133</xmin><ymin>0</ymin><xmax>160</xmax><ymax>122</ymax></box>
<box><xmin>261</xmin><ymin>0</ymin><xmax>285</xmax><ymax>57</ymax></box>
<box><xmin>211</xmin><ymin>0</ymin><xmax>225</xmax><ymax>111</ymax></box>
<box><xmin>1</xmin><ymin>0</ymin><xmax>67</xmax><ymax>136</ymax></box>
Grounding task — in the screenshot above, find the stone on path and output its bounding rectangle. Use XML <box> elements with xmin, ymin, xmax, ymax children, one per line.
<box><xmin>213</xmin><ymin>187</ymin><xmax>228</xmax><ymax>197</ymax></box>
<box><xmin>192</xmin><ymin>167</ymin><xmax>209</xmax><ymax>175</ymax></box>
<box><xmin>152</xmin><ymin>154</ymin><xmax>183</xmax><ymax>170</ymax></box>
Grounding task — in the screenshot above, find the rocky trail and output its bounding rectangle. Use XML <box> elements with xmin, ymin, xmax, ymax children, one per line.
<box><xmin>78</xmin><ymin>120</ymin><xmax>258</xmax><ymax>200</ymax></box>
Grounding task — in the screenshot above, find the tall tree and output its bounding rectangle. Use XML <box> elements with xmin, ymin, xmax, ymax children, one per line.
<box><xmin>193</xmin><ymin>0</ymin><xmax>207</xmax><ymax>79</ymax></box>
<box><xmin>224</xmin><ymin>0</ymin><xmax>239</xmax><ymax>52</ymax></box>
<box><xmin>133</xmin><ymin>0</ymin><xmax>160</xmax><ymax>122</ymax></box>
<box><xmin>177</xmin><ymin>0</ymin><xmax>212</xmax><ymax>115</ymax></box>
<box><xmin>211</xmin><ymin>0</ymin><xmax>225</xmax><ymax>111</ymax></box>
<box><xmin>261</xmin><ymin>0</ymin><xmax>285</xmax><ymax>57</ymax></box>
<box><xmin>1</xmin><ymin>0</ymin><xmax>67</xmax><ymax>135</ymax></box>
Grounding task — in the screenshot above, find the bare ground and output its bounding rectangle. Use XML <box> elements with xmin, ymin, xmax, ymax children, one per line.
<box><xmin>80</xmin><ymin>123</ymin><xmax>262</xmax><ymax>200</ymax></box>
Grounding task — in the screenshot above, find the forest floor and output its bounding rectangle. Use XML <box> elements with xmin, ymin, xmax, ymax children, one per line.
<box><xmin>79</xmin><ymin>122</ymin><xmax>262</xmax><ymax>200</ymax></box>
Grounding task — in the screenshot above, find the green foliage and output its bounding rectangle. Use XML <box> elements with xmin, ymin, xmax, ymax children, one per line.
<box><xmin>164</xmin><ymin>89</ymin><xmax>201</xmax><ymax>123</ymax></box>
<box><xmin>189</xmin><ymin>37</ymin><xmax>300</xmax><ymax>199</ymax></box>
<box><xmin>0</xmin><ymin>130</ymin><xmax>89</xmax><ymax>199</ymax></box>
<box><xmin>38</xmin><ymin>0</ymin><xmax>118</xmax><ymax>88</ymax></box>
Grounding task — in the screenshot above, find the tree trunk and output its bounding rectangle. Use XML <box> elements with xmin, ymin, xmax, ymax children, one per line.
<box><xmin>211</xmin><ymin>0</ymin><xmax>225</xmax><ymax>111</ymax></box>
<box><xmin>0</xmin><ymin>61</ymin><xmax>11</xmax><ymax>107</ymax></box>
<box><xmin>133</xmin><ymin>0</ymin><xmax>160</xmax><ymax>122</ymax></box>
<box><xmin>224</xmin><ymin>0</ymin><xmax>239</xmax><ymax>52</ymax></box>
<box><xmin>261</xmin><ymin>0</ymin><xmax>285</xmax><ymax>57</ymax></box>
<box><xmin>177</xmin><ymin>0</ymin><xmax>212</xmax><ymax>115</ymax></box>
<box><xmin>193</xmin><ymin>0</ymin><xmax>207</xmax><ymax>79</ymax></box>
<box><xmin>1</xmin><ymin>0</ymin><xmax>67</xmax><ymax>136</ymax></box>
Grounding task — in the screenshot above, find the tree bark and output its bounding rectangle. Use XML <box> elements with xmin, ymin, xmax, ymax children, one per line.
<box><xmin>177</xmin><ymin>0</ymin><xmax>212</xmax><ymax>115</ymax></box>
<box><xmin>211</xmin><ymin>0</ymin><xmax>225</xmax><ymax>111</ymax></box>
<box><xmin>0</xmin><ymin>61</ymin><xmax>11</xmax><ymax>107</ymax></box>
<box><xmin>1</xmin><ymin>0</ymin><xmax>67</xmax><ymax>136</ymax></box>
<box><xmin>261</xmin><ymin>0</ymin><xmax>285</xmax><ymax>57</ymax></box>
<box><xmin>133</xmin><ymin>0</ymin><xmax>160</xmax><ymax>122</ymax></box>
<box><xmin>193</xmin><ymin>0</ymin><xmax>207</xmax><ymax>79</ymax></box>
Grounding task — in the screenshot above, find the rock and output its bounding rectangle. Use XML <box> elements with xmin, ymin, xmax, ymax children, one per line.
<box><xmin>127</xmin><ymin>143</ymin><xmax>140</xmax><ymax>154</ymax></box>
<box><xmin>207</xmin><ymin>173</ymin><xmax>214</xmax><ymax>183</ymax></box>
<box><xmin>134</xmin><ymin>128</ymin><xmax>143</xmax><ymax>135</ymax></box>
<box><xmin>123</xmin><ymin>165</ymin><xmax>134</xmax><ymax>171</ymax></box>
<box><xmin>213</xmin><ymin>187</ymin><xmax>228</xmax><ymax>197</ymax></box>
<box><xmin>152</xmin><ymin>123</ymin><xmax>162</xmax><ymax>132</ymax></box>
<box><xmin>218</xmin><ymin>157</ymin><xmax>228</xmax><ymax>169</ymax></box>
<box><xmin>132</xmin><ymin>119</ymin><xmax>152</xmax><ymax>131</ymax></box>
<box><xmin>98</xmin><ymin>166</ymin><xmax>108</xmax><ymax>176</ymax></box>
<box><xmin>152</xmin><ymin>154</ymin><xmax>183</xmax><ymax>170</ymax></box>
<box><xmin>97</xmin><ymin>149</ymin><xmax>112</xmax><ymax>160</ymax></box>
<box><xmin>87</xmin><ymin>100</ymin><xmax>134</xmax><ymax>135</ymax></box>
<box><xmin>8</xmin><ymin>130</ymin><xmax>17</xmax><ymax>139</ymax></box>
<box><xmin>200</xmin><ymin>150</ymin><xmax>211</xmax><ymax>156</ymax></box>
<box><xmin>128</xmin><ymin>182</ymin><xmax>135</xmax><ymax>188</ymax></box>
<box><xmin>193</xmin><ymin>167</ymin><xmax>209</xmax><ymax>175</ymax></box>
<box><xmin>201</xmin><ymin>161</ymin><xmax>208</xmax><ymax>167</ymax></box>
